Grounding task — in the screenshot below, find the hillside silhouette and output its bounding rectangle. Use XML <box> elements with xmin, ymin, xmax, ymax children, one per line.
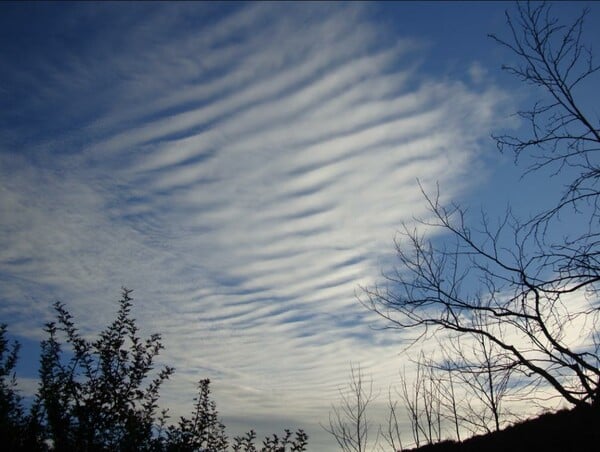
<box><xmin>406</xmin><ymin>405</ymin><xmax>600</xmax><ymax>452</ymax></box>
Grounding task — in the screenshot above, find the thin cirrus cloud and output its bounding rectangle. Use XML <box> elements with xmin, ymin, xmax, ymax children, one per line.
<box><xmin>0</xmin><ymin>2</ymin><xmax>509</xmax><ymax>449</ymax></box>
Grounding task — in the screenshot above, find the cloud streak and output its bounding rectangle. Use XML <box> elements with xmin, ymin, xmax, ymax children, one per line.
<box><xmin>0</xmin><ymin>2</ymin><xmax>510</xmax><ymax>449</ymax></box>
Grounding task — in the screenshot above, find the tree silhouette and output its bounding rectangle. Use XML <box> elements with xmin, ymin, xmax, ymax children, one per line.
<box><xmin>323</xmin><ymin>365</ymin><xmax>378</xmax><ymax>452</ymax></box>
<box><xmin>434</xmin><ymin>331</ymin><xmax>515</xmax><ymax>435</ymax></box>
<box><xmin>1</xmin><ymin>324</ymin><xmax>28</xmax><ymax>450</ymax></box>
<box><xmin>166</xmin><ymin>379</ymin><xmax>228</xmax><ymax>451</ymax></box>
<box><xmin>396</xmin><ymin>356</ymin><xmax>442</xmax><ymax>448</ymax></box>
<box><xmin>363</xmin><ymin>0</ymin><xmax>600</xmax><ymax>412</ymax></box>
<box><xmin>36</xmin><ymin>288</ymin><xmax>173</xmax><ymax>450</ymax></box>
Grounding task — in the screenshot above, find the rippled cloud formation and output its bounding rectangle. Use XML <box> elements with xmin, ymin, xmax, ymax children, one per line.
<box><xmin>0</xmin><ymin>2</ymin><xmax>509</xmax><ymax>449</ymax></box>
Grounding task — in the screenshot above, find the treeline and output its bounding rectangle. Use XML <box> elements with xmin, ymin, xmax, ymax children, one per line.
<box><xmin>405</xmin><ymin>405</ymin><xmax>600</xmax><ymax>452</ymax></box>
<box><xmin>0</xmin><ymin>288</ymin><xmax>308</xmax><ymax>452</ymax></box>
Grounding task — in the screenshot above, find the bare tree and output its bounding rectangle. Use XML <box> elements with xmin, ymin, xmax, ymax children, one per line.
<box><xmin>363</xmin><ymin>1</ymin><xmax>600</xmax><ymax>412</ymax></box>
<box><xmin>419</xmin><ymin>361</ymin><xmax>442</xmax><ymax>444</ymax></box>
<box><xmin>490</xmin><ymin>1</ymin><xmax>600</xmax><ymax>225</ymax></box>
<box><xmin>396</xmin><ymin>354</ymin><xmax>443</xmax><ymax>447</ymax></box>
<box><xmin>399</xmin><ymin>352</ymin><xmax>459</xmax><ymax>443</ymax></box>
<box><xmin>435</xmin><ymin>327</ymin><xmax>515</xmax><ymax>435</ymax></box>
<box><xmin>398</xmin><ymin>365</ymin><xmax>421</xmax><ymax>448</ymax></box>
<box><xmin>364</xmin><ymin>185</ymin><xmax>600</xmax><ymax>409</ymax></box>
<box><xmin>323</xmin><ymin>365</ymin><xmax>378</xmax><ymax>452</ymax></box>
<box><xmin>379</xmin><ymin>392</ymin><xmax>404</xmax><ymax>452</ymax></box>
<box><xmin>439</xmin><ymin>365</ymin><xmax>461</xmax><ymax>443</ymax></box>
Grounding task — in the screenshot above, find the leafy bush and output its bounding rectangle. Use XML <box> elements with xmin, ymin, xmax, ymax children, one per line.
<box><xmin>0</xmin><ymin>288</ymin><xmax>307</xmax><ymax>451</ymax></box>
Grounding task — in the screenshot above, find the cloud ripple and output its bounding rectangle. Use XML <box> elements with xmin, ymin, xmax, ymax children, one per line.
<box><xmin>0</xmin><ymin>2</ymin><xmax>509</xmax><ymax>449</ymax></box>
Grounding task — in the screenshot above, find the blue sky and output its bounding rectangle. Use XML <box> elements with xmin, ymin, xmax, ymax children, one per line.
<box><xmin>1</xmin><ymin>2</ymin><xmax>599</xmax><ymax>450</ymax></box>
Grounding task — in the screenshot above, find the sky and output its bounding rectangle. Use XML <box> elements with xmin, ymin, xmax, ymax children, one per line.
<box><xmin>1</xmin><ymin>1</ymin><xmax>599</xmax><ymax>450</ymax></box>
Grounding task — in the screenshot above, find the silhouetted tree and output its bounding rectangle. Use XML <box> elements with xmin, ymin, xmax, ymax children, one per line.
<box><xmin>0</xmin><ymin>324</ymin><xmax>27</xmax><ymax>450</ymax></box>
<box><xmin>261</xmin><ymin>429</ymin><xmax>309</xmax><ymax>452</ymax></box>
<box><xmin>396</xmin><ymin>355</ymin><xmax>443</xmax><ymax>448</ymax></box>
<box><xmin>229</xmin><ymin>428</ymin><xmax>308</xmax><ymax>452</ymax></box>
<box><xmin>363</xmin><ymin>0</ymin><xmax>600</xmax><ymax>413</ymax></box>
<box><xmin>435</xmin><ymin>329</ymin><xmax>515</xmax><ymax>435</ymax></box>
<box><xmin>490</xmin><ymin>2</ymin><xmax>600</xmax><ymax>223</ymax></box>
<box><xmin>35</xmin><ymin>288</ymin><xmax>173</xmax><ymax>450</ymax></box>
<box><xmin>166</xmin><ymin>379</ymin><xmax>228</xmax><ymax>451</ymax></box>
<box><xmin>440</xmin><ymin>367</ymin><xmax>460</xmax><ymax>443</ymax></box>
<box><xmin>233</xmin><ymin>430</ymin><xmax>258</xmax><ymax>452</ymax></box>
<box><xmin>323</xmin><ymin>365</ymin><xmax>378</xmax><ymax>452</ymax></box>
<box><xmin>380</xmin><ymin>392</ymin><xmax>404</xmax><ymax>452</ymax></box>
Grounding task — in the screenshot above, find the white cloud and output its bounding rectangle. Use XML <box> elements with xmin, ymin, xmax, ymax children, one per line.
<box><xmin>0</xmin><ymin>2</ymin><xmax>512</xmax><ymax>449</ymax></box>
<box><xmin>468</xmin><ymin>60</ymin><xmax>488</xmax><ymax>84</ymax></box>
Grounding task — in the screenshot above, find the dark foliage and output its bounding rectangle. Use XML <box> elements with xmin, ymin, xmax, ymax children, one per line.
<box><xmin>0</xmin><ymin>324</ymin><xmax>25</xmax><ymax>450</ymax></box>
<box><xmin>0</xmin><ymin>288</ymin><xmax>307</xmax><ymax>452</ymax></box>
<box><xmin>165</xmin><ymin>379</ymin><xmax>228</xmax><ymax>451</ymax></box>
<box><xmin>36</xmin><ymin>289</ymin><xmax>173</xmax><ymax>451</ymax></box>
<box><xmin>261</xmin><ymin>429</ymin><xmax>309</xmax><ymax>452</ymax></box>
<box><xmin>231</xmin><ymin>429</ymin><xmax>308</xmax><ymax>452</ymax></box>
